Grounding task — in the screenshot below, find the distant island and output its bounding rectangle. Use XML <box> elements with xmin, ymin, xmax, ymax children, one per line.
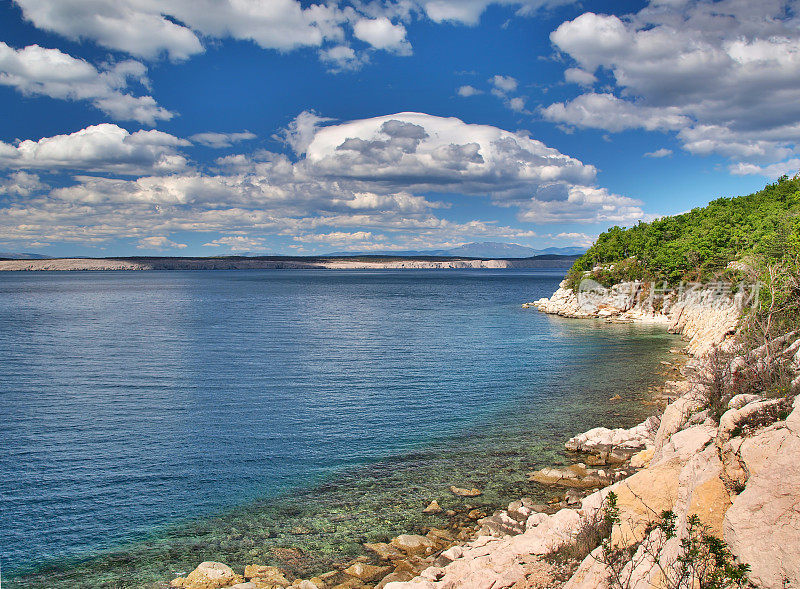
<box><xmin>0</xmin><ymin>254</ymin><xmax>580</xmax><ymax>271</ymax></box>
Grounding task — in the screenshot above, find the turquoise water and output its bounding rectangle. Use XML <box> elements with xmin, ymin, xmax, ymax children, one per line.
<box><xmin>0</xmin><ymin>270</ymin><xmax>678</xmax><ymax>587</ymax></box>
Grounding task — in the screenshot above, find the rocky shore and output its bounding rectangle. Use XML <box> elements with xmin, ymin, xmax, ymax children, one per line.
<box><xmin>165</xmin><ymin>280</ymin><xmax>799</xmax><ymax>589</ymax></box>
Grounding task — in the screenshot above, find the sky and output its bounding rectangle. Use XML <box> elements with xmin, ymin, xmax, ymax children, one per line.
<box><xmin>0</xmin><ymin>0</ymin><xmax>797</xmax><ymax>257</ymax></box>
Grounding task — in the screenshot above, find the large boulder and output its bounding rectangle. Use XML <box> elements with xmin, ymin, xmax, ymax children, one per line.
<box><xmin>390</xmin><ymin>534</ymin><xmax>438</xmax><ymax>555</ymax></box>
<box><xmin>171</xmin><ymin>562</ymin><xmax>244</xmax><ymax>589</ymax></box>
<box><xmin>243</xmin><ymin>565</ymin><xmax>290</xmax><ymax>588</ymax></box>
<box><xmin>717</xmin><ymin>397</ymin><xmax>789</xmax><ymax>488</ymax></box>
<box><xmin>565</xmin><ymin>416</ymin><xmax>660</xmax><ymax>454</ymax></box>
<box><xmin>724</xmin><ymin>397</ymin><xmax>800</xmax><ymax>588</ymax></box>
<box><xmin>651</xmin><ymin>391</ymin><xmax>705</xmax><ymax>459</ymax></box>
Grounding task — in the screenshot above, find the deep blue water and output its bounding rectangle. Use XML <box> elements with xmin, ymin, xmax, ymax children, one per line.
<box><xmin>0</xmin><ymin>270</ymin><xmax>678</xmax><ymax>587</ymax></box>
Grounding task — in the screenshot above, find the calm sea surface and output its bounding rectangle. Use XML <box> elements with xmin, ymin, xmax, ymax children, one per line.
<box><xmin>0</xmin><ymin>270</ymin><xmax>678</xmax><ymax>587</ymax></box>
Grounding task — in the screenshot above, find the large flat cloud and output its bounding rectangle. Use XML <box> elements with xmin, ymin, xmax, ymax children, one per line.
<box><xmin>0</xmin><ymin>42</ymin><xmax>173</xmax><ymax>124</ymax></box>
<box><xmin>302</xmin><ymin>112</ymin><xmax>597</xmax><ymax>197</ymax></box>
<box><xmin>544</xmin><ymin>0</ymin><xmax>800</xmax><ymax>173</ymax></box>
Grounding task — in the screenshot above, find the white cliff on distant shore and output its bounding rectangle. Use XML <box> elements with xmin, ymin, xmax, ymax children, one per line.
<box><xmin>0</xmin><ymin>257</ymin><xmax>572</xmax><ymax>272</ymax></box>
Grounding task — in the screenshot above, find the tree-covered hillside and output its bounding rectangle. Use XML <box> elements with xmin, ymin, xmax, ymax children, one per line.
<box><xmin>567</xmin><ymin>175</ymin><xmax>800</xmax><ymax>287</ymax></box>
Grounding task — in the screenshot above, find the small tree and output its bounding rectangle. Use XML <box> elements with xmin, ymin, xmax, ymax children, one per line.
<box><xmin>598</xmin><ymin>493</ymin><xmax>750</xmax><ymax>589</ymax></box>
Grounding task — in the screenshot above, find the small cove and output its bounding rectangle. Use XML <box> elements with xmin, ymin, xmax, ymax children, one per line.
<box><xmin>0</xmin><ymin>269</ymin><xmax>680</xmax><ymax>587</ymax></box>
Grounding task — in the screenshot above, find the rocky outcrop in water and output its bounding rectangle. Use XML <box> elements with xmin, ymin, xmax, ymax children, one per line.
<box><xmin>526</xmin><ymin>280</ymin><xmax>742</xmax><ymax>356</ymax></box>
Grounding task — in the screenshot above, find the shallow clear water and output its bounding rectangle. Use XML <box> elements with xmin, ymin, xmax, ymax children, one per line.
<box><xmin>0</xmin><ymin>270</ymin><xmax>678</xmax><ymax>587</ymax></box>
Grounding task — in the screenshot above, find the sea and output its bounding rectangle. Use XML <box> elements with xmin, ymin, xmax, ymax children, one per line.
<box><xmin>0</xmin><ymin>269</ymin><xmax>679</xmax><ymax>587</ymax></box>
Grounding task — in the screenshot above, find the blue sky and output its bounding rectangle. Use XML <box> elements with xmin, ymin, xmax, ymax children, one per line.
<box><xmin>0</xmin><ymin>0</ymin><xmax>794</xmax><ymax>256</ymax></box>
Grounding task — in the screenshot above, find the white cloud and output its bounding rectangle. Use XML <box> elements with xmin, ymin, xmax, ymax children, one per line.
<box><xmin>507</xmin><ymin>97</ymin><xmax>526</xmax><ymax>112</ymax></box>
<box><xmin>0</xmin><ymin>112</ymin><xmax>640</xmax><ymax>250</ymax></box>
<box><xmin>9</xmin><ymin>0</ymin><xmax>584</xmax><ymax>73</ymax></box>
<box><xmin>489</xmin><ymin>74</ymin><xmax>528</xmax><ymax>112</ymax></box>
<box><xmin>319</xmin><ymin>45</ymin><xmax>367</xmax><ymax>72</ymax></box>
<box><xmin>302</xmin><ymin>112</ymin><xmax>596</xmax><ymax>196</ymax></box>
<box><xmin>202</xmin><ymin>235</ymin><xmax>266</xmax><ymax>251</ymax></box>
<box><xmin>0</xmin><ymin>171</ymin><xmax>47</xmax><ymax>196</ymax></box>
<box><xmin>294</xmin><ymin>231</ymin><xmax>382</xmax><ymax>243</ymax></box>
<box><xmin>546</xmin><ymin>1</ymin><xmax>800</xmax><ymax>167</ymax></box>
<box><xmin>419</xmin><ymin>0</ymin><xmax>568</xmax><ymax>25</ymax></box>
<box><xmin>542</xmin><ymin>93</ymin><xmax>690</xmax><ymax>132</ymax></box>
<box><xmin>277</xmin><ymin>110</ymin><xmax>335</xmax><ymax>156</ymax></box>
<box><xmin>491</xmin><ymin>74</ymin><xmax>518</xmax><ymax>93</ymax></box>
<box><xmin>729</xmin><ymin>159</ymin><xmax>800</xmax><ymax>179</ymax></box>
<box><xmin>190</xmin><ymin>131</ymin><xmax>256</xmax><ymax>149</ymax></box>
<box><xmin>518</xmin><ymin>185</ymin><xmax>644</xmax><ymax>224</ymax></box>
<box><xmin>644</xmin><ymin>148</ymin><xmax>673</xmax><ymax>158</ymax></box>
<box><xmin>0</xmin><ymin>42</ymin><xmax>173</xmax><ymax>124</ymax></box>
<box><xmin>12</xmin><ymin>0</ymin><xmax>339</xmax><ymax>60</ymax></box>
<box><xmin>0</xmin><ymin>124</ymin><xmax>190</xmax><ymax>174</ymax></box>
<box><xmin>457</xmin><ymin>85</ymin><xmax>481</xmax><ymax>97</ymax></box>
<box><xmin>353</xmin><ymin>17</ymin><xmax>412</xmax><ymax>55</ymax></box>
<box><xmin>563</xmin><ymin>67</ymin><xmax>596</xmax><ymax>86</ymax></box>
<box><xmin>137</xmin><ymin>236</ymin><xmax>187</xmax><ymax>250</ymax></box>
<box><xmin>554</xmin><ymin>231</ymin><xmax>596</xmax><ymax>247</ymax></box>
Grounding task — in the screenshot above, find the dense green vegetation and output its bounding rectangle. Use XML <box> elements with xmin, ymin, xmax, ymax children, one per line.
<box><xmin>566</xmin><ymin>175</ymin><xmax>800</xmax><ymax>288</ymax></box>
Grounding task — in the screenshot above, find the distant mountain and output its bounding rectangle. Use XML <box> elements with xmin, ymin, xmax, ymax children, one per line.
<box><xmin>534</xmin><ymin>246</ymin><xmax>589</xmax><ymax>256</ymax></box>
<box><xmin>0</xmin><ymin>252</ymin><xmax>51</xmax><ymax>259</ymax></box>
<box><xmin>323</xmin><ymin>242</ymin><xmax>587</xmax><ymax>258</ymax></box>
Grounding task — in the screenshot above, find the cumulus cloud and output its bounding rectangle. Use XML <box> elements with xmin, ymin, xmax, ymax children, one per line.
<box><xmin>302</xmin><ymin>112</ymin><xmax>595</xmax><ymax>196</ymax></box>
<box><xmin>419</xmin><ymin>0</ymin><xmax>568</xmax><ymax>25</ymax></box>
<box><xmin>277</xmin><ymin>110</ymin><xmax>335</xmax><ymax>156</ymax></box>
<box><xmin>353</xmin><ymin>17</ymin><xmax>412</xmax><ymax>54</ymax></box>
<box><xmin>294</xmin><ymin>231</ymin><xmax>382</xmax><ymax>243</ymax></box>
<box><xmin>137</xmin><ymin>236</ymin><xmax>187</xmax><ymax>250</ymax></box>
<box><xmin>457</xmin><ymin>85</ymin><xmax>482</xmax><ymax>97</ymax></box>
<box><xmin>12</xmin><ymin>0</ymin><xmax>341</xmax><ymax>60</ymax></box>
<box><xmin>0</xmin><ymin>171</ymin><xmax>47</xmax><ymax>196</ymax></box>
<box><xmin>10</xmin><ymin>0</ymin><xmax>415</xmax><ymax>69</ymax></box>
<box><xmin>644</xmin><ymin>148</ymin><xmax>673</xmax><ymax>158</ymax></box>
<box><xmin>546</xmin><ymin>0</ymin><xmax>800</xmax><ymax>169</ymax></box>
<box><xmin>542</xmin><ymin>93</ymin><xmax>690</xmax><ymax>133</ymax></box>
<box><xmin>491</xmin><ymin>75</ymin><xmax>518</xmax><ymax>94</ymax></box>
<box><xmin>319</xmin><ymin>45</ymin><xmax>367</xmax><ymax>72</ymax></box>
<box><xmin>729</xmin><ymin>159</ymin><xmax>800</xmax><ymax>179</ymax></box>
<box><xmin>0</xmin><ymin>42</ymin><xmax>173</xmax><ymax>124</ymax></box>
<box><xmin>563</xmin><ymin>67</ymin><xmax>596</xmax><ymax>87</ymax></box>
<box><xmin>518</xmin><ymin>185</ymin><xmax>644</xmax><ymax>224</ymax></box>
<box><xmin>203</xmin><ymin>236</ymin><xmax>267</xmax><ymax>251</ymax></box>
<box><xmin>489</xmin><ymin>74</ymin><xmax>527</xmax><ymax>112</ymax></box>
<box><xmin>190</xmin><ymin>131</ymin><xmax>256</xmax><ymax>149</ymax></box>
<box><xmin>553</xmin><ymin>231</ymin><xmax>596</xmax><ymax>247</ymax></box>
<box><xmin>0</xmin><ymin>124</ymin><xmax>190</xmax><ymax>174</ymax></box>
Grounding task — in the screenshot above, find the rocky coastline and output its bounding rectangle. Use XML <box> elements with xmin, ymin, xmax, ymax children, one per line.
<box><xmin>167</xmin><ymin>279</ymin><xmax>799</xmax><ymax>589</ymax></box>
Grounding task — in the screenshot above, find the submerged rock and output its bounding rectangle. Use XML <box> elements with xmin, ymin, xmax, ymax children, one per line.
<box><xmin>390</xmin><ymin>534</ymin><xmax>438</xmax><ymax>555</ymax></box>
<box><xmin>344</xmin><ymin>563</ymin><xmax>393</xmax><ymax>583</ymax></box>
<box><xmin>422</xmin><ymin>500</ymin><xmax>442</xmax><ymax>514</ymax></box>
<box><xmin>244</xmin><ymin>564</ymin><xmax>290</xmax><ymax>587</ymax></box>
<box><xmin>448</xmin><ymin>485</ymin><xmax>482</xmax><ymax>497</ymax></box>
<box><xmin>528</xmin><ymin>464</ymin><xmax>612</xmax><ymax>488</ymax></box>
